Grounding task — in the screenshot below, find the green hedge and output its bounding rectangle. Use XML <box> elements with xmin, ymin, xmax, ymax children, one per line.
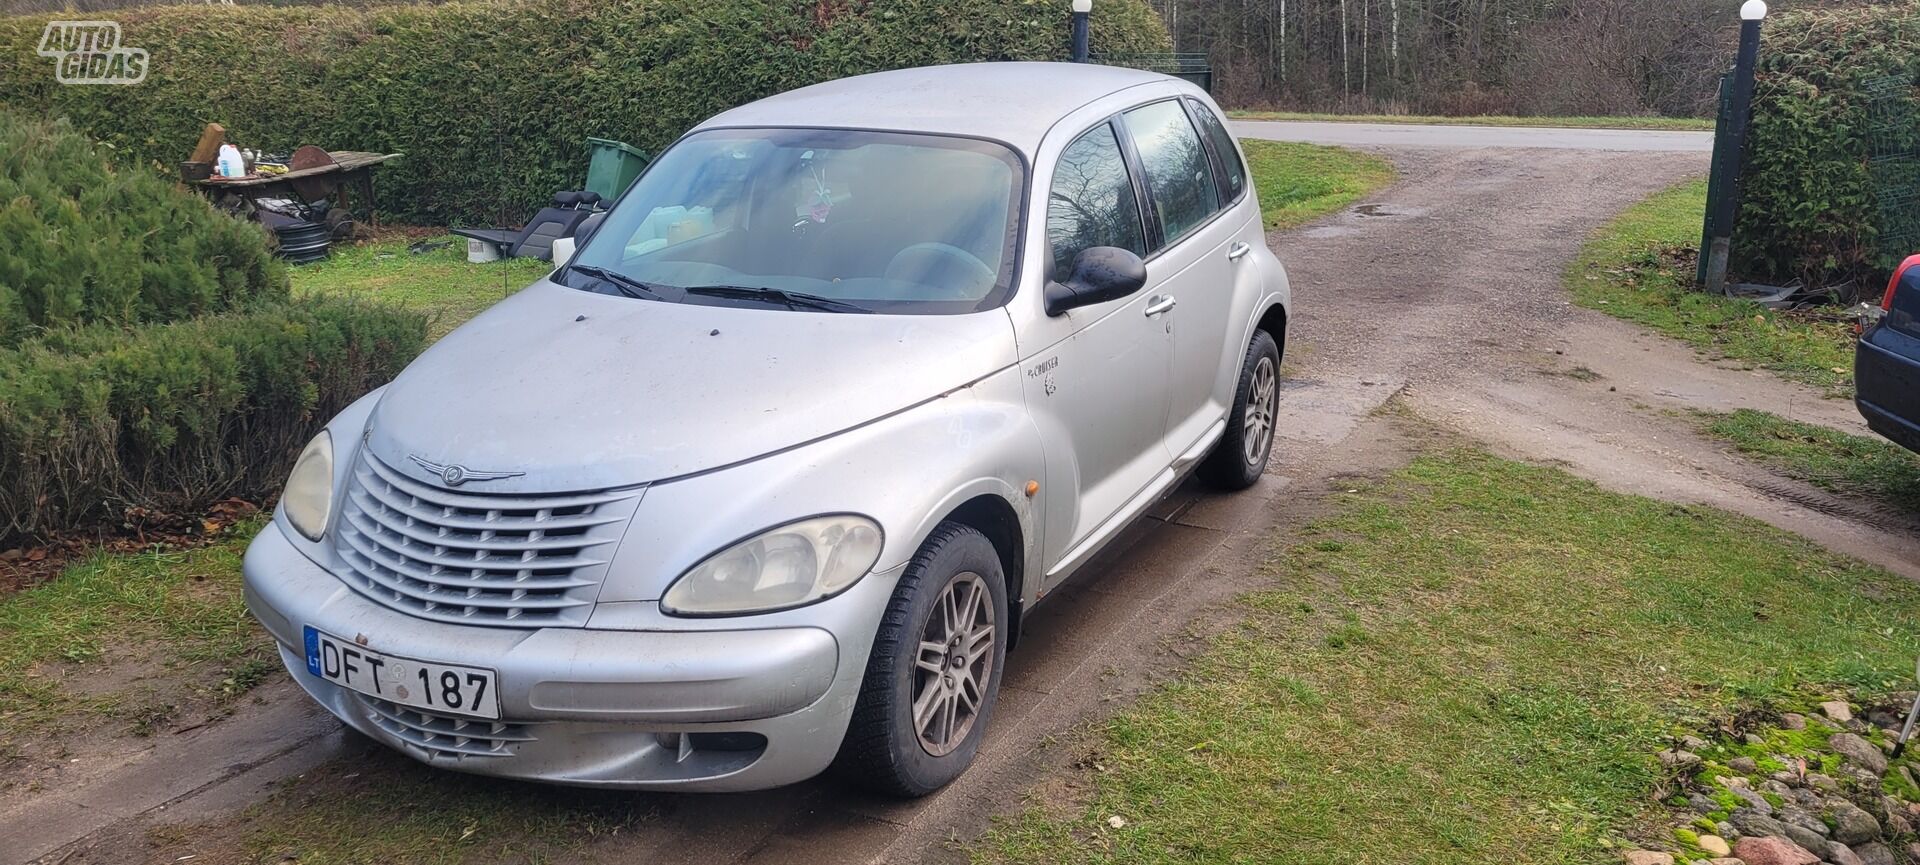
<box><xmin>0</xmin><ymin>298</ymin><xmax>428</xmax><ymax>546</ymax></box>
<box><xmin>0</xmin><ymin>0</ymin><xmax>1170</xmax><ymax>226</ymax></box>
<box><xmin>1735</xmin><ymin>4</ymin><xmax>1920</xmax><ymax>291</ymax></box>
<box><xmin>0</xmin><ymin>111</ymin><xmax>286</xmax><ymax>345</ymax></box>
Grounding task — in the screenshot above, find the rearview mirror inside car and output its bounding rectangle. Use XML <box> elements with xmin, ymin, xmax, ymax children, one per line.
<box><xmin>1044</xmin><ymin>246</ymin><xmax>1148</xmax><ymax>316</ymax></box>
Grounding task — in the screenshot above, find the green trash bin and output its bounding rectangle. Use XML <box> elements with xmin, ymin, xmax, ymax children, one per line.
<box><xmin>584</xmin><ymin>137</ymin><xmax>649</xmax><ymax>200</ymax></box>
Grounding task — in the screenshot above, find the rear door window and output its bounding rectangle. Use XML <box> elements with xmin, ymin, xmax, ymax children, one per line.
<box><xmin>1122</xmin><ymin>100</ymin><xmax>1221</xmax><ymax>248</ymax></box>
<box><xmin>1186</xmin><ymin>98</ymin><xmax>1246</xmax><ymax>203</ymax></box>
<box><xmin>1046</xmin><ymin>122</ymin><xmax>1148</xmax><ymax>277</ymax></box>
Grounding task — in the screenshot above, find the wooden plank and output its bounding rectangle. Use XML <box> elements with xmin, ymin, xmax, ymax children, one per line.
<box><xmin>188</xmin><ymin>122</ymin><xmax>225</xmax><ymax>164</ymax></box>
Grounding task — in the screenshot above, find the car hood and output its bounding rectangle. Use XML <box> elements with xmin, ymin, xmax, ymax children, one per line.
<box><xmin>364</xmin><ymin>279</ymin><xmax>1017</xmax><ymax>493</ymax></box>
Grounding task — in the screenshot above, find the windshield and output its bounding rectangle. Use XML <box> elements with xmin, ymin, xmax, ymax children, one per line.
<box><xmin>565</xmin><ymin>128</ymin><xmax>1025</xmax><ymax>314</ymax></box>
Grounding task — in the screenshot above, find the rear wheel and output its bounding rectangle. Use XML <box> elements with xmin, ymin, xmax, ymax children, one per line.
<box><xmin>835</xmin><ymin>522</ymin><xmax>1008</xmax><ymax>797</ymax></box>
<box><xmin>1199</xmin><ymin>329</ymin><xmax>1281</xmax><ymax>490</ymax></box>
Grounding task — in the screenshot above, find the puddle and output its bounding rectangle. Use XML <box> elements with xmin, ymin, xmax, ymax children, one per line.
<box><xmin>1350</xmin><ymin>203</ymin><xmax>1428</xmax><ymax>219</ymax></box>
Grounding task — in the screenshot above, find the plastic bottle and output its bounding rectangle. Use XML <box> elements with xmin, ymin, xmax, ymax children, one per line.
<box><xmin>216</xmin><ymin>143</ymin><xmax>245</xmax><ymax>178</ymax></box>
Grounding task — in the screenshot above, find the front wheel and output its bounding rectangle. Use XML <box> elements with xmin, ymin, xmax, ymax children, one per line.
<box><xmin>1199</xmin><ymin>329</ymin><xmax>1281</xmax><ymax>490</ymax></box>
<box><xmin>834</xmin><ymin>522</ymin><xmax>1008</xmax><ymax>797</ymax></box>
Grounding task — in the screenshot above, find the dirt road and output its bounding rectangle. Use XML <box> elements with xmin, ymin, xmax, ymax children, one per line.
<box><xmin>22</xmin><ymin>140</ymin><xmax>1919</xmax><ymax>865</ymax></box>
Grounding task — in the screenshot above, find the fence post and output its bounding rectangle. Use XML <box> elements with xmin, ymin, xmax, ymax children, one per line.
<box><xmin>1071</xmin><ymin>0</ymin><xmax>1091</xmax><ymax>62</ymax></box>
<box><xmin>1700</xmin><ymin>0</ymin><xmax>1768</xmax><ymax>294</ymax></box>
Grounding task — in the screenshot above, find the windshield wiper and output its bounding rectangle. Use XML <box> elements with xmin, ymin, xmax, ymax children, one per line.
<box><xmin>565</xmin><ymin>264</ymin><xmax>665</xmax><ymax>301</ymax></box>
<box><xmin>681</xmin><ymin>285</ymin><xmax>872</xmax><ymax>314</ymax></box>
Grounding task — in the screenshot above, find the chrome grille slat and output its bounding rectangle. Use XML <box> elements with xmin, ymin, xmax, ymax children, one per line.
<box><xmin>331</xmin><ymin>450</ymin><xmax>641</xmax><ymax>627</ymax></box>
<box><xmin>362</xmin><ymin>697</ymin><xmax>536</xmax><ymax>758</ymax></box>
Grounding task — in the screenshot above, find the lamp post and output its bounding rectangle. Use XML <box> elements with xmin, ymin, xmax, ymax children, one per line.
<box><xmin>1700</xmin><ymin>0</ymin><xmax>1768</xmax><ymax>295</ymax></box>
<box><xmin>1071</xmin><ymin>0</ymin><xmax>1092</xmax><ymax>63</ymax></box>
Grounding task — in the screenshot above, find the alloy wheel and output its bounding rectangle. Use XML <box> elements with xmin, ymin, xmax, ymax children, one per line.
<box><xmin>1243</xmin><ymin>355</ymin><xmax>1277</xmax><ymax>467</ymax></box>
<box><xmin>912</xmin><ymin>571</ymin><xmax>995</xmax><ymax>757</ymax></box>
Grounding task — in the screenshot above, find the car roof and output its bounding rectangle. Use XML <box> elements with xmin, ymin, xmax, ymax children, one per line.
<box><xmin>694</xmin><ymin>62</ymin><xmax>1186</xmax><ymax>156</ymax></box>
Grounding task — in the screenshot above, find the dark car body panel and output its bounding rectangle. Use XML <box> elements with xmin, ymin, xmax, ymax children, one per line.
<box><xmin>1858</xmin><ymin>261</ymin><xmax>1920</xmax><ymax>454</ymax></box>
<box><xmin>1858</xmin><ymin>325</ymin><xmax>1920</xmax><ymax>454</ymax></box>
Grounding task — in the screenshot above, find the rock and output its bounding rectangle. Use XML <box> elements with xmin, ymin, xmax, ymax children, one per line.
<box><xmin>1698</xmin><ymin>834</ymin><xmax>1734</xmax><ymax>857</ymax></box>
<box><xmin>1782</xmin><ymin>713</ymin><xmax>1807</xmax><ymax>730</ymax></box>
<box><xmin>1661</xmin><ymin>749</ymin><xmax>1704</xmax><ymax>769</ymax></box>
<box><xmin>1705</xmin><ymin>860</ymin><xmax>1746</xmax><ymax>865</ymax></box>
<box><xmin>1829</xmin><ymin>842</ymin><xmax>1868</xmax><ymax>865</ymax></box>
<box><xmin>1732</xmin><ymin>835</ymin><xmax>1819</xmax><ymax>865</ymax></box>
<box><xmin>1745</xmin><ymin>733</ymin><xmax>1767</xmax><ymax>746</ymax></box>
<box><xmin>1907</xmin><ymin>842</ymin><xmax>1920</xmax><ymax>862</ymax></box>
<box><xmin>1689</xmin><ymin>793</ymin><xmax>1722</xmax><ymax>814</ymax></box>
<box><xmin>1622</xmin><ymin>852</ymin><xmax>1674</xmax><ymax>865</ymax></box>
<box><xmin>1717</xmin><ymin>821</ymin><xmax>1737</xmax><ymax>839</ymax></box>
<box><xmin>1780</xmin><ymin>823</ymin><xmax>1829</xmax><ymax>858</ymax></box>
<box><xmin>1776</xmin><ymin>806</ymin><xmax>1830</xmax><ymax>837</ymax></box>
<box><xmin>1824</xmin><ymin>701</ymin><xmax>1856</xmax><ymax>723</ymax></box>
<box><xmin>1831</xmin><ymin>801</ymin><xmax>1883</xmax><ymax>846</ymax></box>
<box><xmin>1730</xmin><ymin>757</ymin><xmax>1761</xmax><ymax>774</ymax></box>
<box><xmin>1730</xmin><ymin>810</ymin><xmax>1789</xmax><ymax>839</ymax></box>
<box><xmin>1853</xmin><ymin>841</ymin><xmax>1895</xmax><ymax>865</ymax></box>
<box><xmin>1866</xmin><ymin>710</ymin><xmax>1900</xmax><ymax>730</ymax></box>
<box><xmin>1681</xmin><ymin>735</ymin><xmax>1711</xmax><ymax>751</ymax></box>
<box><xmin>1807</xmin><ymin>773</ymin><xmax>1841</xmax><ymax>793</ymax></box>
<box><xmin>1831</xmin><ymin>733</ymin><xmax>1890</xmax><ymax>775</ymax></box>
<box><xmin>1900</xmin><ymin>764</ymin><xmax>1918</xmax><ymax>790</ymax></box>
<box><xmin>1886</xmin><ymin>811</ymin><xmax>1912</xmax><ymax>837</ymax></box>
<box><xmin>1760</xmin><ymin>779</ymin><xmax>1793</xmax><ymax>798</ymax></box>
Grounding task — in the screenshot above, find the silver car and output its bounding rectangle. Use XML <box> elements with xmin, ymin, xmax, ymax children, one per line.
<box><xmin>244</xmin><ymin>62</ymin><xmax>1291</xmax><ymax>796</ymax></box>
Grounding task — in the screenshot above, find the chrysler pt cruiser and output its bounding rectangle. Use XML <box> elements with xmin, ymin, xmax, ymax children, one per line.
<box><xmin>244</xmin><ymin>62</ymin><xmax>1292</xmax><ymax>796</ymax></box>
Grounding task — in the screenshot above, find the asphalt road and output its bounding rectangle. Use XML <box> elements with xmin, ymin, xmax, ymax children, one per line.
<box><xmin>1233</xmin><ymin>119</ymin><xmax>1715</xmax><ymax>151</ymax></box>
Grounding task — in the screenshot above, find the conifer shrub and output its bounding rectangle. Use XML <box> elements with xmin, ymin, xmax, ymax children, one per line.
<box><xmin>0</xmin><ymin>298</ymin><xmax>428</xmax><ymax>546</ymax></box>
<box><xmin>0</xmin><ymin>111</ymin><xmax>286</xmax><ymax>346</ymax></box>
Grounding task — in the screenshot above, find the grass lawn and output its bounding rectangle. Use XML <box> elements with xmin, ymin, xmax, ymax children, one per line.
<box><xmin>1242</xmin><ymin>139</ymin><xmax>1395</xmax><ymax>231</ymax></box>
<box><xmin>0</xmin><ymin>521</ymin><xmax>273</xmax><ymax>743</ymax></box>
<box><xmin>1569</xmin><ymin>179</ymin><xmax>1858</xmax><ymax>397</ymax></box>
<box><xmin>292</xmin><ymin>235</ymin><xmax>552</xmax><ymax>336</ymax></box>
<box><xmin>1229</xmin><ymin>110</ymin><xmax>1714</xmax><ymax>132</ymax></box>
<box><xmin>1698</xmin><ymin>408</ymin><xmax>1920</xmax><ymax>516</ymax></box>
<box><xmin>974</xmin><ymin>448</ymin><xmax>1920</xmax><ymax>864</ymax></box>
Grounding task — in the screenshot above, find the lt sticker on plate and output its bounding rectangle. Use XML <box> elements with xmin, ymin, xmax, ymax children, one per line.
<box><xmin>303</xmin><ymin>626</ymin><xmax>501</xmax><ymax>720</ymax></box>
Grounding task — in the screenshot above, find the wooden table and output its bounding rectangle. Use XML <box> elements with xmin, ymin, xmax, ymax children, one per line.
<box><xmin>192</xmin><ymin>150</ymin><xmax>401</xmax><ymax>223</ymax></box>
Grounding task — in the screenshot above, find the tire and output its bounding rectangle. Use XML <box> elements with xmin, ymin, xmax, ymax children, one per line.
<box><xmin>834</xmin><ymin>522</ymin><xmax>1009</xmax><ymax>797</ymax></box>
<box><xmin>1199</xmin><ymin>329</ymin><xmax>1281</xmax><ymax>490</ymax></box>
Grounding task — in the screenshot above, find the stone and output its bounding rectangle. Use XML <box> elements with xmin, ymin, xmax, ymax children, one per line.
<box><xmin>1886</xmin><ymin>811</ymin><xmax>1912</xmax><ymax>837</ymax></box>
<box><xmin>1732</xmin><ymin>836</ymin><xmax>1819</xmax><ymax>865</ymax></box>
<box><xmin>1807</xmin><ymin>773</ymin><xmax>1841</xmax><ymax>793</ymax></box>
<box><xmin>1780</xmin><ymin>823</ymin><xmax>1829</xmax><ymax>858</ymax></box>
<box><xmin>1689</xmin><ymin>793</ymin><xmax>1721</xmax><ymax>814</ymax></box>
<box><xmin>1866</xmin><ymin>710</ymin><xmax>1900</xmax><ymax>730</ymax></box>
<box><xmin>1831</xmin><ymin>733</ymin><xmax>1890</xmax><ymax>775</ymax></box>
<box><xmin>1829</xmin><ymin>842</ymin><xmax>1868</xmax><ymax>865</ymax></box>
<box><xmin>1760</xmin><ymin>779</ymin><xmax>1793</xmax><ymax>798</ymax></box>
<box><xmin>1717</xmin><ymin>821</ymin><xmax>1737</xmax><ymax>839</ymax></box>
<box><xmin>1824</xmin><ymin>701</ymin><xmax>1856</xmax><ymax>723</ymax></box>
<box><xmin>1661</xmin><ymin>749</ymin><xmax>1704</xmax><ymax>769</ymax></box>
<box><xmin>1900</xmin><ymin>764</ymin><xmax>1918</xmax><ymax>790</ymax></box>
<box><xmin>1622</xmin><ymin>852</ymin><xmax>1674</xmax><ymax>865</ymax></box>
<box><xmin>1730</xmin><ymin>757</ymin><xmax>1761</xmax><ymax>774</ymax></box>
<box><xmin>1907</xmin><ymin>842</ymin><xmax>1920</xmax><ymax>862</ymax></box>
<box><xmin>1782</xmin><ymin>713</ymin><xmax>1807</xmax><ymax>731</ymax></box>
<box><xmin>1830</xmin><ymin>801</ymin><xmax>1883</xmax><ymax>846</ymax></box>
<box><xmin>1680</xmin><ymin>735</ymin><xmax>1711</xmax><ymax>751</ymax></box>
<box><xmin>1776</xmin><ymin>806</ymin><xmax>1829</xmax><ymax>837</ymax></box>
<box><xmin>1745</xmin><ymin>733</ymin><xmax>1767</xmax><ymax>746</ymax></box>
<box><xmin>1853</xmin><ymin>841</ymin><xmax>1895</xmax><ymax>865</ymax></box>
<box><xmin>1704</xmin><ymin>860</ymin><xmax>1746</xmax><ymax>865</ymax></box>
<box><xmin>1730</xmin><ymin>810</ymin><xmax>1789</xmax><ymax>839</ymax></box>
<box><xmin>1698</xmin><ymin>835</ymin><xmax>1734</xmax><ymax>857</ymax></box>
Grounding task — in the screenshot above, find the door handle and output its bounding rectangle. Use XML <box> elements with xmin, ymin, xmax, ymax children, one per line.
<box><xmin>1228</xmin><ymin>242</ymin><xmax>1253</xmax><ymax>261</ymax></box>
<box><xmin>1144</xmin><ymin>295</ymin><xmax>1177</xmax><ymax>317</ymax></box>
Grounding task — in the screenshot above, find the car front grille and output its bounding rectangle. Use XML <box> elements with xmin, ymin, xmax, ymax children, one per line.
<box><xmin>334</xmin><ymin>450</ymin><xmax>642</xmax><ymax>627</ymax></box>
<box><xmin>361</xmin><ymin>696</ymin><xmax>536</xmax><ymax>759</ymax></box>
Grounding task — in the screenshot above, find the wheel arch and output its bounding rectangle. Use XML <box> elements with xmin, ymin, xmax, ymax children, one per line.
<box><xmin>1255</xmin><ymin>300</ymin><xmax>1289</xmax><ymax>361</ymax></box>
<box><xmin>937</xmin><ymin>493</ymin><xmax>1026</xmax><ymax>651</ymax></box>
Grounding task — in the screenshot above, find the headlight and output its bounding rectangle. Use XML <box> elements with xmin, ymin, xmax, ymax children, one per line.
<box><xmin>662</xmin><ymin>515</ymin><xmax>884</xmax><ymax>616</ymax></box>
<box><xmin>283</xmin><ymin>431</ymin><xmax>334</xmax><ymax>541</ymax></box>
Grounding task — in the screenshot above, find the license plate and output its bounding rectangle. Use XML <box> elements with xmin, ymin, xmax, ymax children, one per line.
<box><xmin>303</xmin><ymin>626</ymin><xmax>500</xmax><ymax>720</ymax></box>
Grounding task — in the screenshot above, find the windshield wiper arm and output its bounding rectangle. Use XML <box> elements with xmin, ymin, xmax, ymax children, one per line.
<box><xmin>565</xmin><ymin>264</ymin><xmax>665</xmax><ymax>301</ymax></box>
<box><xmin>681</xmin><ymin>285</ymin><xmax>871</xmax><ymax>314</ymax></box>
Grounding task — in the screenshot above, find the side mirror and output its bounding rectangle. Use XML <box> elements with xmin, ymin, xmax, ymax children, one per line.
<box><xmin>1044</xmin><ymin>246</ymin><xmax>1148</xmax><ymax>316</ymax></box>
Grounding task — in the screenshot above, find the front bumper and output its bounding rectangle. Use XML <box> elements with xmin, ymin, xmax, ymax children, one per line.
<box><xmin>243</xmin><ymin>522</ymin><xmax>895</xmax><ymax>790</ymax></box>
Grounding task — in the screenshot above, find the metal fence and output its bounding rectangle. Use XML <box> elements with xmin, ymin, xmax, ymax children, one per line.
<box><xmin>1094</xmin><ymin>53</ymin><xmax>1214</xmax><ymax>94</ymax></box>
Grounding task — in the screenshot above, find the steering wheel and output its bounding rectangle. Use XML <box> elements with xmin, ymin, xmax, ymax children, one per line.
<box><xmin>885</xmin><ymin>242</ymin><xmax>996</xmax><ymax>300</ymax></box>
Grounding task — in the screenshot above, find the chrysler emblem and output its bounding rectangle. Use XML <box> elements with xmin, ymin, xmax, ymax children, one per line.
<box><xmin>408</xmin><ymin>455</ymin><xmax>524</xmax><ymax>487</ymax></box>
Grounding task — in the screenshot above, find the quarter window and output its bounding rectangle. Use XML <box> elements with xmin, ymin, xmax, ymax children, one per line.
<box><xmin>1122</xmin><ymin>100</ymin><xmax>1220</xmax><ymax>246</ymax></box>
<box><xmin>1188</xmin><ymin>99</ymin><xmax>1246</xmax><ymax>202</ymax></box>
<box><xmin>1046</xmin><ymin>123</ymin><xmax>1147</xmax><ymax>277</ymax></box>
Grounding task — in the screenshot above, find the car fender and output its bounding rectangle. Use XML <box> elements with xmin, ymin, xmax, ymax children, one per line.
<box><xmin>592</xmin><ymin>364</ymin><xmax>1044</xmax><ymax>610</ymax></box>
